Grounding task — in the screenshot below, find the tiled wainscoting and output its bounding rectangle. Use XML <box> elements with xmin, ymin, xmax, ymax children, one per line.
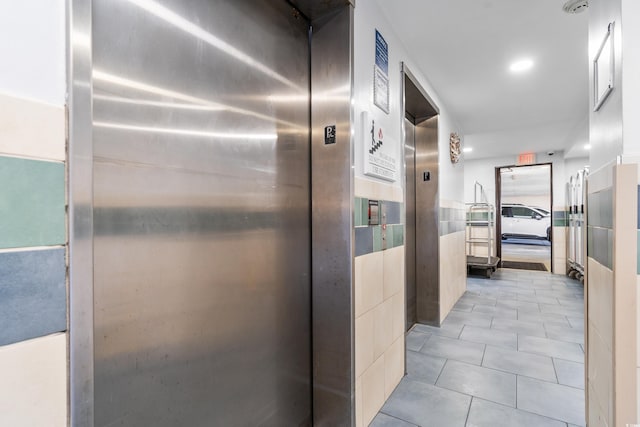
<box><xmin>0</xmin><ymin>92</ymin><xmax>68</xmax><ymax>426</ymax></box>
<box><xmin>552</xmin><ymin>209</ymin><xmax>568</xmax><ymax>274</ymax></box>
<box><xmin>354</xmin><ymin>177</ymin><xmax>405</xmax><ymax>426</ymax></box>
<box><xmin>585</xmin><ymin>162</ymin><xmax>638</xmax><ymax>426</ymax></box>
<box><xmin>440</xmin><ymin>200</ymin><xmax>467</xmax><ymax>323</ymax></box>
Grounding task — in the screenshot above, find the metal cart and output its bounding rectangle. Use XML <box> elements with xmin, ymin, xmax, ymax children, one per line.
<box><xmin>466</xmin><ymin>182</ymin><xmax>500</xmax><ymax>278</ymax></box>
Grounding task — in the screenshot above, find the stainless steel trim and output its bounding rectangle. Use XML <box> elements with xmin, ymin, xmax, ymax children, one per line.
<box><xmin>66</xmin><ymin>0</ymin><xmax>94</xmax><ymax>425</ymax></box>
<box><xmin>311</xmin><ymin>5</ymin><xmax>355</xmax><ymax>425</ymax></box>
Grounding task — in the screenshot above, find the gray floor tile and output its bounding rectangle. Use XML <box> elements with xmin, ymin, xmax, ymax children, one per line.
<box><xmin>459</xmin><ymin>294</ymin><xmax>497</xmax><ymax>307</ymax></box>
<box><xmin>554</xmin><ymin>358</ymin><xmax>585</xmax><ymax>389</ymax></box>
<box><xmin>413</xmin><ymin>322</ymin><xmax>463</xmax><ymax>339</ymax></box>
<box><xmin>544</xmin><ymin>324</ymin><xmax>585</xmax><ymax>345</ymax></box>
<box><xmin>491</xmin><ymin>318</ymin><xmax>547</xmax><ymax>338</ymax></box>
<box><xmin>370</xmin><ymin>412</ymin><xmax>419</xmax><ymax>427</ymax></box>
<box><xmin>497</xmin><ymin>299</ymin><xmax>541</xmax><ymax>312</ymax></box>
<box><xmin>436</xmin><ymin>360</ymin><xmax>516</xmax><ymax>407</ymax></box>
<box><xmin>482</xmin><ymin>345</ymin><xmax>557</xmax><ymax>382</ymax></box>
<box><xmin>539</xmin><ymin>303</ymin><xmax>584</xmax><ymax>317</ymax></box>
<box><xmin>557</xmin><ymin>298</ymin><xmax>585</xmax><ymax>309</ymax></box>
<box><xmin>459</xmin><ymin>325</ymin><xmax>517</xmax><ymax>349</ymax></box>
<box><xmin>406</xmin><ymin>350</ymin><xmax>446</xmax><ymax>385</ymax></box>
<box><xmin>443</xmin><ymin>311</ymin><xmax>493</xmax><ymax>328</ymax></box>
<box><xmin>516</xmin><ymin>294</ymin><xmax>558</xmax><ymax>305</ymax></box>
<box><xmin>517</xmin><ymin>376</ymin><xmax>586</xmax><ymax>426</ymax></box>
<box><xmin>518</xmin><ymin>335</ymin><xmax>584</xmax><ymax>363</ymax></box>
<box><xmin>471</xmin><ymin>304</ymin><xmax>517</xmax><ymax>319</ymax></box>
<box><xmin>406</xmin><ymin>330</ymin><xmax>431</xmax><ymax>352</ymax></box>
<box><xmin>567</xmin><ymin>316</ymin><xmax>585</xmax><ymax>330</ymax></box>
<box><xmin>419</xmin><ymin>335</ymin><xmax>486</xmax><ymax>365</ymax></box>
<box><xmin>517</xmin><ymin>311</ymin><xmax>570</xmax><ymax>326</ymax></box>
<box><xmin>381</xmin><ymin>378</ymin><xmax>471</xmax><ymax>427</ymax></box>
<box><xmin>453</xmin><ymin>301</ymin><xmax>474</xmax><ymax>312</ymax></box>
<box><xmin>466</xmin><ymin>398</ymin><xmax>566</xmax><ymax>427</ymax></box>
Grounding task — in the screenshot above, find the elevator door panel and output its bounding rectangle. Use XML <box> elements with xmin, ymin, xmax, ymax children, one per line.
<box><xmin>92</xmin><ymin>1</ymin><xmax>311</xmax><ymax>425</ymax></box>
<box><xmin>404</xmin><ymin>117</ymin><xmax>417</xmax><ymax>329</ymax></box>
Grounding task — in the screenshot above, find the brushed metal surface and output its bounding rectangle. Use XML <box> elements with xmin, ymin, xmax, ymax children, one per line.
<box><xmin>92</xmin><ymin>1</ymin><xmax>311</xmax><ymax>425</ymax></box>
<box><xmin>403</xmin><ymin>68</ymin><xmax>440</xmax><ymax>327</ymax></box>
<box><xmin>67</xmin><ymin>0</ymin><xmax>95</xmax><ymax>424</ymax></box>
<box><xmin>404</xmin><ymin>116</ymin><xmax>417</xmax><ymax>330</ymax></box>
<box><xmin>415</xmin><ymin>116</ymin><xmax>440</xmax><ymax>325</ymax></box>
<box><xmin>311</xmin><ymin>5</ymin><xmax>355</xmax><ymax>426</ymax></box>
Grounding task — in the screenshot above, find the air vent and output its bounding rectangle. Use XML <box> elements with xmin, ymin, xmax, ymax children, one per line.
<box><xmin>563</xmin><ymin>0</ymin><xmax>588</xmax><ymax>13</ymax></box>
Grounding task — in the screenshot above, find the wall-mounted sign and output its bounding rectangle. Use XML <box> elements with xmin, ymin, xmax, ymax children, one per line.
<box><xmin>324</xmin><ymin>125</ymin><xmax>336</xmax><ymax>145</ymax></box>
<box><xmin>362</xmin><ymin>111</ymin><xmax>396</xmax><ymax>181</ymax></box>
<box><xmin>373</xmin><ymin>29</ymin><xmax>389</xmax><ymax>114</ymax></box>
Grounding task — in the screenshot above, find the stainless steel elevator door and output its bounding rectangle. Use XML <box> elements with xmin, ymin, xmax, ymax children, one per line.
<box><xmin>404</xmin><ymin>116</ymin><xmax>417</xmax><ymax>330</ymax></box>
<box><xmin>92</xmin><ymin>1</ymin><xmax>311</xmax><ymax>425</ymax></box>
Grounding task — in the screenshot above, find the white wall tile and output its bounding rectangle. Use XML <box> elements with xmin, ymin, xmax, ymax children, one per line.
<box><xmin>0</xmin><ymin>333</ymin><xmax>67</xmax><ymax>427</ymax></box>
<box><xmin>355</xmin><ymin>251</ymin><xmax>384</xmax><ymax>316</ymax></box>
<box><xmin>0</xmin><ymin>92</ymin><xmax>65</xmax><ymax>161</ymax></box>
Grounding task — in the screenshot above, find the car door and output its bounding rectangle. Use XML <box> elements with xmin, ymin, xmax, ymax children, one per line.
<box><xmin>511</xmin><ymin>206</ymin><xmax>541</xmax><ymax>238</ymax></box>
<box><xmin>501</xmin><ymin>206</ymin><xmax>514</xmax><ymax>237</ymax></box>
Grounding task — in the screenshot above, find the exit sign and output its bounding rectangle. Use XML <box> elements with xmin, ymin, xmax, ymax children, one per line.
<box><xmin>517</xmin><ymin>153</ymin><xmax>536</xmax><ymax>165</ymax></box>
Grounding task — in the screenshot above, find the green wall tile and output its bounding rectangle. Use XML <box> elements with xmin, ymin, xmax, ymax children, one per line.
<box><xmin>392</xmin><ymin>224</ymin><xmax>404</xmax><ymax>247</ymax></box>
<box><xmin>0</xmin><ymin>157</ymin><xmax>65</xmax><ymax>249</ymax></box>
<box><xmin>373</xmin><ymin>226</ymin><xmax>383</xmax><ymax>252</ymax></box>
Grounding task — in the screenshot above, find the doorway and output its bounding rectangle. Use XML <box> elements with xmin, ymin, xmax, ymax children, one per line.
<box><xmin>403</xmin><ymin>66</ymin><xmax>439</xmax><ymax>329</ymax></box>
<box><xmin>496</xmin><ymin>164</ymin><xmax>553</xmax><ymax>272</ymax></box>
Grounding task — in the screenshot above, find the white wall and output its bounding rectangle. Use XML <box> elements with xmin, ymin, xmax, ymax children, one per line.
<box><xmin>464</xmin><ymin>151</ymin><xmax>571</xmax><ymax>208</ymax></box>
<box><xmin>353</xmin><ymin>0</ymin><xmax>463</xmax><ymax>203</ymax></box>
<box><xmin>0</xmin><ymin>1</ymin><xmax>66</xmax><ymax>105</ymax></box>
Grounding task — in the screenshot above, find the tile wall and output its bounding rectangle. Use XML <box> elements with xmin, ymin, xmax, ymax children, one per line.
<box><xmin>354</xmin><ymin>177</ymin><xmax>405</xmax><ymax>427</ymax></box>
<box><xmin>439</xmin><ymin>200</ymin><xmax>467</xmax><ymax>323</ymax></box>
<box><xmin>552</xmin><ymin>209</ymin><xmax>569</xmax><ymax>274</ymax></box>
<box><xmin>0</xmin><ymin>91</ymin><xmax>68</xmax><ymax>426</ymax></box>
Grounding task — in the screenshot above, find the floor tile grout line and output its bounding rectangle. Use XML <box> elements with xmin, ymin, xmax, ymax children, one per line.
<box><xmin>463</xmin><ymin>396</ymin><xmax>473</xmax><ymax>427</ymax></box>
<box><xmin>378</xmin><ymin>411</ymin><xmax>421</xmax><ymax>427</ymax></box>
<box><xmin>433</xmin><ymin>358</ymin><xmax>448</xmax><ymax>386</ymax></box>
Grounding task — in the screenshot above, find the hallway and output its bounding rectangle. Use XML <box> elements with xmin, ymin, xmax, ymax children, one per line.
<box><xmin>374</xmin><ymin>269</ymin><xmax>585</xmax><ymax>427</ymax></box>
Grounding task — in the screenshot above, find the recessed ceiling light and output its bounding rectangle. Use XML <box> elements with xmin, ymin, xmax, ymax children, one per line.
<box><xmin>509</xmin><ymin>59</ymin><xmax>534</xmax><ymax>73</ymax></box>
<box><xmin>584</xmin><ymin>143</ymin><xmax>591</xmax><ymax>150</ymax></box>
<box><xmin>463</xmin><ymin>147</ymin><xmax>473</xmax><ymax>153</ymax></box>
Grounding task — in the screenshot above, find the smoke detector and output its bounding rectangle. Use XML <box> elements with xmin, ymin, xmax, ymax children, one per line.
<box><xmin>563</xmin><ymin>0</ymin><xmax>588</xmax><ymax>13</ymax></box>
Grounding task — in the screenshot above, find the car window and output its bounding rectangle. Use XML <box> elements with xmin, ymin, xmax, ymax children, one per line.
<box><xmin>535</xmin><ymin>208</ymin><xmax>550</xmax><ymax>215</ymax></box>
<box><xmin>511</xmin><ymin>207</ymin><xmax>532</xmax><ymax>217</ymax></box>
<box><xmin>501</xmin><ymin>207</ymin><xmax>513</xmax><ymax>217</ymax></box>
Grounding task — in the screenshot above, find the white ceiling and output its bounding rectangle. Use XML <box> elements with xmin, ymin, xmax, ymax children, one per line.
<box><xmin>375</xmin><ymin>0</ymin><xmax>590</xmax><ymax>160</ymax></box>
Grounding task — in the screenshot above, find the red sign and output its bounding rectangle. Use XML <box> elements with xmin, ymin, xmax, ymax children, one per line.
<box><xmin>517</xmin><ymin>153</ymin><xmax>536</xmax><ymax>165</ymax></box>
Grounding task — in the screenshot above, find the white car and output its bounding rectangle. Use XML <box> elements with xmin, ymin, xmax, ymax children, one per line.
<box><xmin>501</xmin><ymin>203</ymin><xmax>551</xmax><ymax>240</ymax></box>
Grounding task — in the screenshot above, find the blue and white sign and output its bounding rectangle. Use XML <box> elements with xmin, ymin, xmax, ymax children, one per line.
<box><xmin>375</xmin><ymin>30</ymin><xmax>388</xmax><ymax>74</ymax></box>
<box><xmin>373</xmin><ymin>29</ymin><xmax>389</xmax><ymax>113</ymax></box>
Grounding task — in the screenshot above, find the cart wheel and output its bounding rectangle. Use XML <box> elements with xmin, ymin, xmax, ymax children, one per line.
<box><xmin>485</xmin><ymin>269</ymin><xmax>491</xmax><ymax>278</ymax></box>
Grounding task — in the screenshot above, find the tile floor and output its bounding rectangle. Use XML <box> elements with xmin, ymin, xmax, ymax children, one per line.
<box><xmin>372</xmin><ymin>268</ymin><xmax>585</xmax><ymax>427</ymax></box>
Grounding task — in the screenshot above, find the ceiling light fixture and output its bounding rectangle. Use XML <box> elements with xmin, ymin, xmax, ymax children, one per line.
<box><xmin>463</xmin><ymin>147</ymin><xmax>473</xmax><ymax>153</ymax></box>
<box><xmin>563</xmin><ymin>0</ymin><xmax>588</xmax><ymax>14</ymax></box>
<box><xmin>509</xmin><ymin>59</ymin><xmax>534</xmax><ymax>73</ymax></box>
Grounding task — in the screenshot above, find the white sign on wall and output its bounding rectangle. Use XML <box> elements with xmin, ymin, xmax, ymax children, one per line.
<box><xmin>362</xmin><ymin>111</ymin><xmax>396</xmax><ymax>182</ymax></box>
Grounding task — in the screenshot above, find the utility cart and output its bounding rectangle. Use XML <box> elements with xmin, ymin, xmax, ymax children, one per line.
<box><xmin>466</xmin><ymin>182</ymin><xmax>500</xmax><ymax>278</ymax></box>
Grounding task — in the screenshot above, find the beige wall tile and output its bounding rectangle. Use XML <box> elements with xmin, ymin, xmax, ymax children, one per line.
<box><xmin>356</xmin><ymin>376</ymin><xmax>363</xmax><ymax>427</ymax></box>
<box><xmin>355</xmin><ymin>251</ymin><xmax>384</xmax><ymax>317</ymax></box>
<box><xmin>384</xmin><ymin>336</ymin><xmax>404</xmax><ymax>399</ymax></box>
<box><xmin>354</xmin><ymin>176</ymin><xmax>403</xmax><ymax>202</ymax></box>
<box><xmin>362</xmin><ymin>355</ymin><xmax>385</xmax><ymax>426</ymax></box>
<box><xmin>588</xmin><ymin>258</ymin><xmax>613</xmax><ymax>351</ymax></box>
<box><xmin>439</xmin><ymin>231</ymin><xmax>466</xmax><ymax>323</ymax></box>
<box><xmin>0</xmin><ymin>333</ymin><xmax>67</xmax><ymax>427</ymax></box>
<box><xmin>383</xmin><ymin>246</ymin><xmax>404</xmax><ymax>300</ymax></box>
<box><xmin>355</xmin><ymin>309</ymin><xmax>375</xmax><ymax>378</ymax></box>
<box><xmin>392</xmin><ymin>290</ymin><xmax>405</xmax><ymax>341</ymax></box>
<box><xmin>373</xmin><ymin>298</ymin><xmax>394</xmax><ymax>360</ymax></box>
<box><xmin>355</xmin><ymin>177</ymin><xmax>376</xmax><ymax>199</ymax></box>
<box><xmin>0</xmin><ymin>92</ymin><xmax>65</xmax><ymax>161</ymax></box>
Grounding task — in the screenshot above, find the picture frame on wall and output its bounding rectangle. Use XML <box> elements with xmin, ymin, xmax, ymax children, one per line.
<box><xmin>593</xmin><ymin>22</ymin><xmax>614</xmax><ymax>112</ymax></box>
